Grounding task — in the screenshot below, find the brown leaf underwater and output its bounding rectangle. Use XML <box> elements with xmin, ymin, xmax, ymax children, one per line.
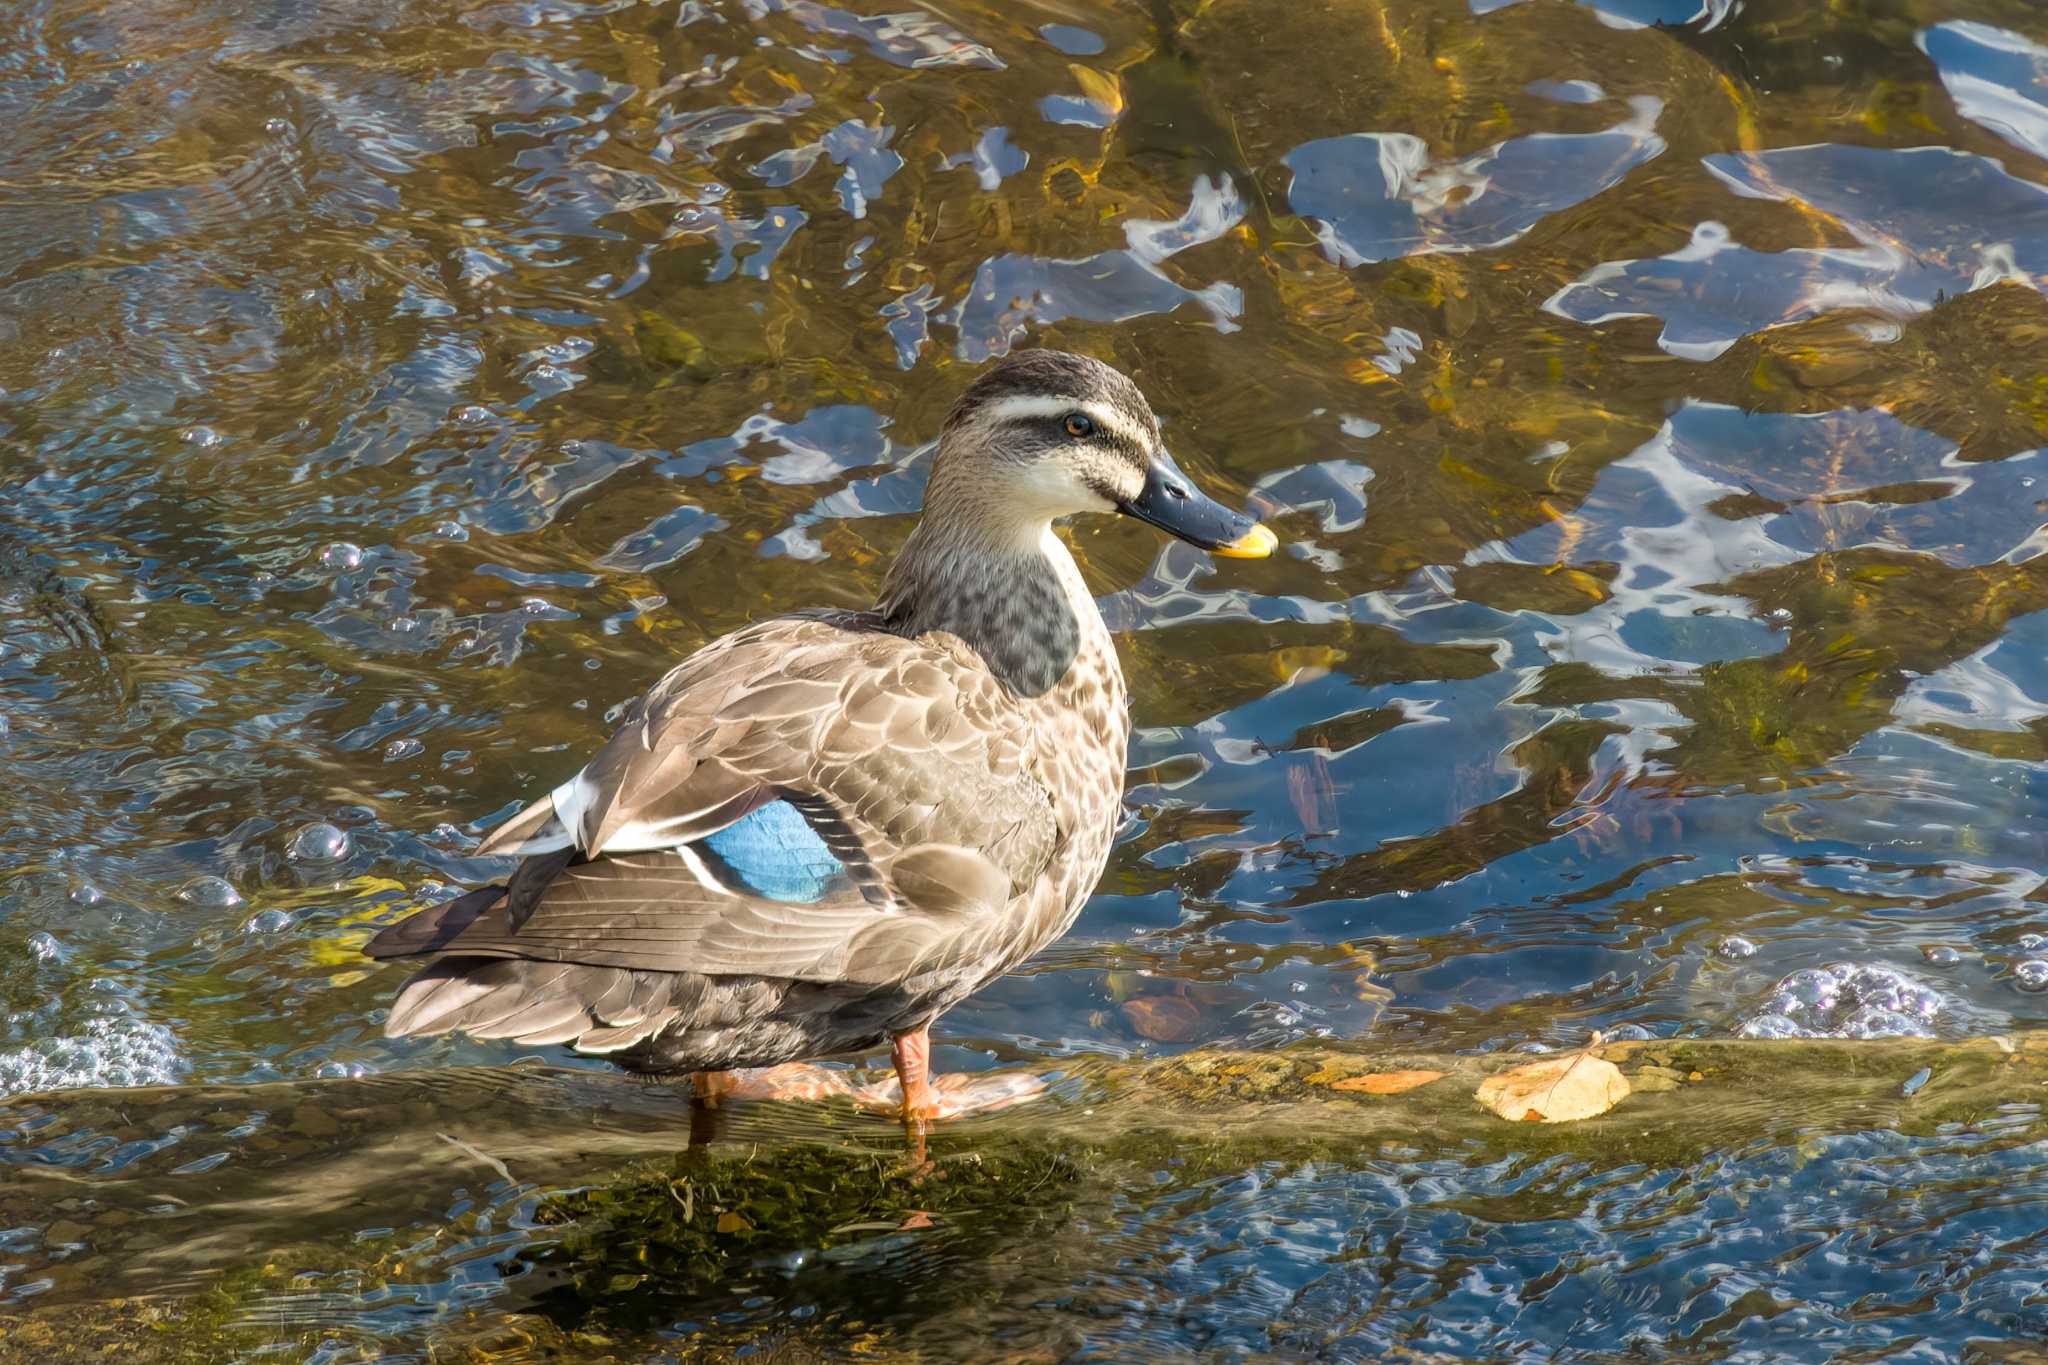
<box><xmin>1475</xmin><ymin>1051</ymin><xmax>1631</xmax><ymax>1123</ymax></box>
<box><xmin>1121</xmin><ymin>995</ymin><xmax>1204</xmax><ymax>1042</ymax></box>
<box><xmin>1330</xmin><ymin>1069</ymin><xmax>1447</xmax><ymax>1095</ymax></box>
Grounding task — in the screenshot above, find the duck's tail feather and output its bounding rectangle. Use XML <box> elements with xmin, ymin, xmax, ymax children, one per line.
<box><xmin>383</xmin><ymin>955</ymin><xmax>709</xmax><ymax>1053</ymax></box>
<box><xmin>362</xmin><ymin>885</ymin><xmax>508</xmax><ymax>959</ymax></box>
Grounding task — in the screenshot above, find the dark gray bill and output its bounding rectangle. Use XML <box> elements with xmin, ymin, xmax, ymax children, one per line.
<box><xmin>1117</xmin><ymin>450</ymin><xmax>1277</xmax><ymax>558</ymax></box>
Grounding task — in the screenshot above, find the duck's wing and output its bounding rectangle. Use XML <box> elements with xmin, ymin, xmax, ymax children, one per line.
<box><xmin>365</xmin><ymin>614</ymin><xmax>1060</xmax><ymax>987</ymax></box>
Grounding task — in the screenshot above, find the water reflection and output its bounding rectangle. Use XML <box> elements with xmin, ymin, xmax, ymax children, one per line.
<box><xmin>1548</xmin><ymin>220</ymin><xmax>1922</xmax><ymax>360</ymax></box>
<box><xmin>1286</xmin><ymin>97</ymin><xmax>1666</xmax><ymax>267</ymax></box>
<box><xmin>1922</xmin><ymin>20</ymin><xmax>2048</xmax><ymax>163</ymax></box>
<box><xmin>1553</xmin><ymin>141</ymin><xmax>2048</xmax><ymax>359</ymax></box>
<box><xmin>940</xmin><ymin>174</ymin><xmax>1245</xmax><ymax>362</ymax></box>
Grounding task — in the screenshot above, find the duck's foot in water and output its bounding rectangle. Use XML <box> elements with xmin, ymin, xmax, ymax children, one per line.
<box><xmin>689</xmin><ymin>1061</ymin><xmax>1043</xmax><ymax>1119</ymax></box>
<box><xmin>847</xmin><ymin>1070</ymin><xmax>1046</xmax><ymax>1120</ymax></box>
<box><xmin>848</xmin><ymin>1026</ymin><xmax>1045</xmax><ymax>1121</ymax></box>
<box><xmin>690</xmin><ymin>1064</ymin><xmax>855</xmax><ymax>1108</ymax></box>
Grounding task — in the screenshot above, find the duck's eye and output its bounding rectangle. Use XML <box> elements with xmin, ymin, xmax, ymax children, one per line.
<box><xmin>1063</xmin><ymin>412</ymin><xmax>1095</xmax><ymax>438</ymax></box>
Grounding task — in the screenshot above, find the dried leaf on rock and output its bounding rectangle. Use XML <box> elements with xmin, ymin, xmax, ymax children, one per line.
<box><xmin>1475</xmin><ymin>1051</ymin><xmax>1629</xmax><ymax>1123</ymax></box>
<box><xmin>1330</xmin><ymin>1069</ymin><xmax>1445</xmax><ymax>1095</ymax></box>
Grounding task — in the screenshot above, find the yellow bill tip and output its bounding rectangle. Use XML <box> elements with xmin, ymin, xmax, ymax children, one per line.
<box><xmin>1215</xmin><ymin>522</ymin><xmax>1278</xmax><ymax>559</ymax></box>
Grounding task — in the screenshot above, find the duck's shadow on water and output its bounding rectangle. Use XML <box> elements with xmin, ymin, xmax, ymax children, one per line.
<box><xmin>504</xmin><ymin>1127</ymin><xmax>1092</xmax><ymax>1347</ymax></box>
<box><xmin>493</xmin><ymin>1060</ymin><xmax>1131</xmax><ymax>1349</ymax></box>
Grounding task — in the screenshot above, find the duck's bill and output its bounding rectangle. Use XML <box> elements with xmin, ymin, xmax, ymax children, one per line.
<box><xmin>1118</xmin><ymin>454</ymin><xmax>1277</xmax><ymax>559</ymax></box>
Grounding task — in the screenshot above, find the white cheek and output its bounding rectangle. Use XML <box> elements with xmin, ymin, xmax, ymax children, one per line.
<box><xmin>1010</xmin><ymin>461</ymin><xmax>1115</xmax><ymax>517</ymax></box>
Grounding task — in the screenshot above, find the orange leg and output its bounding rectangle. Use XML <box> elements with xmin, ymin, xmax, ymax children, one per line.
<box><xmin>891</xmin><ymin>1025</ymin><xmax>938</xmax><ymax>1172</ymax></box>
<box><xmin>891</xmin><ymin>1025</ymin><xmax>940</xmax><ymax>1122</ymax></box>
<box><xmin>690</xmin><ymin>1070</ymin><xmax>737</xmax><ymax>1108</ymax></box>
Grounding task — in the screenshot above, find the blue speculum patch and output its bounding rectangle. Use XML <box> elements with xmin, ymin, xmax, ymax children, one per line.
<box><xmin>699</xmin><ymin>800</ymin><xmax>849</xmax><ymax>903</ymax></box>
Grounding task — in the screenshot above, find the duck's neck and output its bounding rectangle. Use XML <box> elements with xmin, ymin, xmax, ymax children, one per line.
<box><xmin>878</xmin><ymin>503</ymin><xmax>1114</xmax><ymax>701</ymax></box>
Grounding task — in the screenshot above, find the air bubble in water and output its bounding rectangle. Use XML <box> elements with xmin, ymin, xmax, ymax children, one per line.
<box><xmin>1778</xmin><ymin>968</ymin><xmax>1838</xmax><ymax>1010</ymax></box>
<box><xmin>318</xmin><ymin>542</ymin><xmax>364</xmax><ymax>571</ymax></box>
<box><xmin>244</xmin><ymin>909</ymin><xmax>295</xmax><ymax>934</ymax></box>
<box><xmin>1739</xmin><ymin>962</ymin><xmax>1946</xmax><ymax>1039</ymax></box>
<box><xmin>2014</xmin><ymin>960</ymin><xmax>2048</xmax><ymax>992</ymax></box>
<box><xmin>25</xmin><ymin>932</ymin><xmax>60</xmax><ymax>963</ymax></box>
<box><xmin>176</xmin><ymin>876</ymin><xmax>243</xmax><ymax>909</ymax></box>
<box><xmin>1716</xmin><ymin>936</ymin><xmax>1757</xmax><ymax>960</ymax></box>
<box><xmin>1839</xmin><ymin>1006</ymin><xmax>1922</xmax><ymax>1039</ymax></box>
<box><xmin>0</xmin><ymin>1017</ymin><xmax>184</xmax><ymax>1095</ymax></box>
<box><xmin>383</xmin><ymin>737</ymin><xmax>424</xmax><ymax>761</ymax></box>
<box><xmin>287</xmin><ymin>822</ymin><xmax>350</xmax><ymax>864</ymax></box>
<box><xmin>1921</xmin><ymin>945</ymin><xmax>1963</xmax><ymax>967</ymax></box>
<box><xmin>69</xmin><ymin>883</ymin><xmax>103</xmax><ymax>907</ymax></box>
<box><xmin>179</xmin><ymin>425</ymin><xmax>224</xmax><ymax>447</ymax></box>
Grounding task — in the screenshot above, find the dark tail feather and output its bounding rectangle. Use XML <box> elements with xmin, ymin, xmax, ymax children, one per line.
<box><xmin>504</xmin><ymin>847</ymin><xmax>578</xmax><ymax>929</ymax></box>
<box><xmin>363</xmin><ymin>886</ymin><xmax>507</xmax><ymax>960</ymax></box>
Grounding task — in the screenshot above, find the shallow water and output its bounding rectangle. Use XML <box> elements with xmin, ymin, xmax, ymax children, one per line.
<box><xmin>7</xmin><ymin>0</ymin><xmax>2048</xmax><ymax>1356</ymax></box>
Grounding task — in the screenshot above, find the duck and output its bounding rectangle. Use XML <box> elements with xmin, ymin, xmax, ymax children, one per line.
<box><xmin>364</xmin><ymin>349</ymin><xmax>1274</xmax><ymax>1124</ymax></box>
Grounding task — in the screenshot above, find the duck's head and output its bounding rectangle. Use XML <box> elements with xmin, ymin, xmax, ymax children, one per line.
<box><xmin>932</xmin><ymin>349</ymin><xmax>1276</xmax><ymax>559</ymax></box>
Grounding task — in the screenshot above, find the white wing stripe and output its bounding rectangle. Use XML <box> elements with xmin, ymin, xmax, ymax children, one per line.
<box><xmin>672</xmin><ymin>844</ymin><xmax>736</xmax><ymax>897</ymax></box>
<box><xmin>548</xmin><ymin>769</ymin><xmax>601</xmax><ymax>847</ymax></box>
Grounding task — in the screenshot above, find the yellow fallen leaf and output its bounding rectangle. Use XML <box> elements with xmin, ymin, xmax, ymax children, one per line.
<box><xmin>1475</xmin><ymin>1051</ymin><xmax>1630</xmax><ymax>1123</ymax></box>
<box><xmin>1068</xmin><ymin>64</ymin><xmax>1123</xmax><ymax>117</ymax></box>
<box><xmin>715</xmin><ymin>1211</ymin><xmax>752</xmax><ymax>1235</ymax></box>
<box><xmin>305</xmin><ymin>878</ymin><xmax>416</xmax><ymax>969</ymax></box>
<box><xmin>1331</xmin><ymin>1070</ymin><xmax>1445</xmax><ymax>1095</ymax></box>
